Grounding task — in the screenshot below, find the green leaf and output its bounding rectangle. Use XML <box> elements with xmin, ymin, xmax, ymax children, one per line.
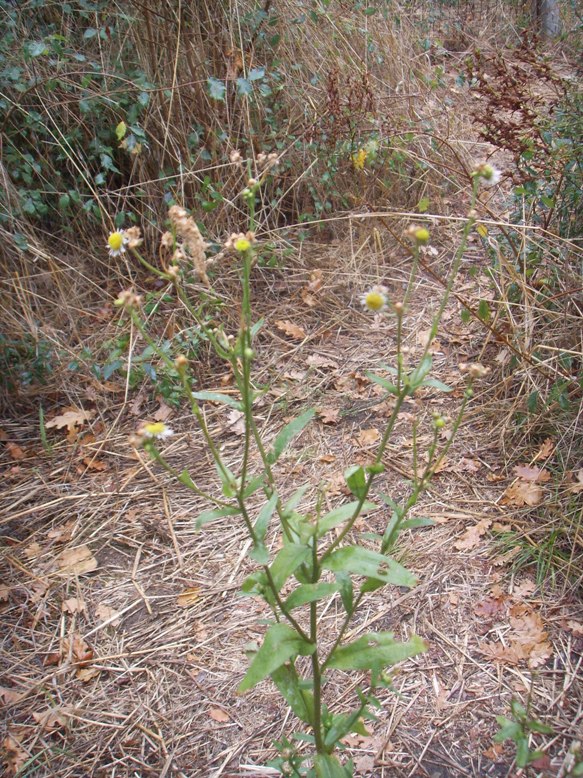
<box><xmin>115</xmin><ymin>120</ymin><xmax>127</xmax><ymax>141</ymax></box>
<box><xmin>250</xmin><ymin>318</ymin><xmax>265</xmax><ymax>338</ymax></box>
<box><xmin>324</xmin><ymin>710</ymin><xmax>370</xmax><ymax>748</ymax></box>
<box><xmin>478</xmin><ymin>299</ymin><xmax>491</xmax><ymax>323</ymax></box>
<box><xmin>254</xmin><ymin>492</ymin><xmax>278</xmax><ymax>544</ymax></box>
<box><xmin>271</xmin><ymin>664</ymin><xmax>314</xmax><ymax>723</ymax></box>
<box><xmin>327</xmin><ymin>632</ymin><xmax>426</xmax><ymax>671</ymax></box>
<box><xmin>401</xmin><ymin>517</ymin><xmax>435</xmax><ymax>530</ymax></box>
<box><xmin>421</xmin><ymin>377</ymin><xmax>452</xmax><ymax>392</ymax></box>
<box><xmin>283</xmin><ymin>484</ymin><xmax>310</xmax><ymax>515</ymax></box>
<box><xmin>344</xmin><ymin>466</ymin><xmax>367</xmax><ymax>499</ymax></box>
<box><xmin>267</xmin><ymin>408</ymin><xmax>315</xmax><ymax>464</ymax></box>
<box><xmin>284</xmin><ymin>583</ymin><xmax>339</xmax><ymax>610</ymax></box>
<box><xmin>243</xmin><ymin>473</ymin><xmax>265</xmax><ymax>499</ymax></box>
<box><xmin>207</xmin><ymin>77</ymin><xmax>226</xmax><ymax>101</ymax></box>
<box><xmin>493</xmin><ymin>717</ymin><xmax>522</xmax><ymax>743</ymax></box>
<box><xmin>238</xmin><ymin>623</ymin><xmax>314</xmax><ymax>693</ymax></box>
<box><xmin>58</xmin><ymin>193</ymin><xmax>70</xmax><ymax>211</ymax></box>
<box><xmin>317</xmin><ymin>501</ymin><xmax>376</xmax><ymax>537</ymax></box>
<box><xmin>407</xmin><ymin>355</ymin><xmax>433</xmax><ymax>392</ymax></box>
<box><xmin>335</xmin><ymin>571</ymin><xmax>353</xmax><ymax>615</ymax></box>
<box><xmin>236</xmin><ymin>77</ymin><xmax>252</xmax><ymax>96</ymax></box>
<box><xmin>27</xmin><ymin>41</ymin><xmax>48</xmax><ymax>57</ymax></box>
<box><xmin>248</xmin><ymin>67</ymin><xmax>265</xmax><ymax>81</ymax></box>
<box><xmin>83</xmin><ymin>28</ymin><xmax>98</xmax><ymax>39</ymax></box>
<box><xmin>195</xmin><ymin>506</ymin><xmax>240</xmax><ymax>529</ymax></box>
<box><xmin>269</xmin><ymin>544</ymin><xmax>311</xmax><ymax>591</ymax></box>
<box><xmin>314</xmin><ymin>753</ymin><xmax>353</xmax><ymax>777</ymax></box>
<box><xmin>323</xmin><ymin>546</ymin><xmax>417</xmax><ymax>588</ymax></box>
<box><xmin>215</xmin><ymin>462</ymin><xmax>238</xmax><ymax>497</ymax></box>
<box><xmin>191</xmin><ymin>391</ymin><xmax>243</xmax><ymax>410</ymax></box>
<box><xmin>417</xmin><ymin>196</ymin><xmax>430</xmax><ymax>213</ymax></box>
<box><xmin>366</xmin><ymin>371</ymin><xmax>398</xmax><ymax>395</ymax></box>
<box><xmin>527</xmin><ymin>720</ymin><xmax>553</xmax><ymax>735</ymax></box>
<box><xmin>516</xmin><ymin>737</ymin><xmax>530</xmax><ymax>768</ymax></box>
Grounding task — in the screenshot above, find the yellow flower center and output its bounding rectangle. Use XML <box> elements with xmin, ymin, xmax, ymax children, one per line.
<box><xmin>365</xmin><ymin>291</ymin><xmax>385</xmax><ymax>311</ymax></box>
<box><xmin>414</xmin><ymin>227</ymin><xmax>430</xmax><ymax>245</ymax></box>
<box><xmin>143</xmin><ymin>422</ymin><xmax>167</xmax><ymax>436</ymax></box>
<box><xmin>108</xmin><ymin>231</ymin><xmax>124</xmax><ymax>251</ymax></box>
<box><xmin>234</xmin><ymin>237</ymin><xmax>251</xmax><ymax>252</ymax></box>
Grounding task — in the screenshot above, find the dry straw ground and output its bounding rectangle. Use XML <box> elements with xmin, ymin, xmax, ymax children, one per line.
<box><xmin>1</xmin><ymin>3</ymin><xmax>582</xmax><ymax>776</ymax></box>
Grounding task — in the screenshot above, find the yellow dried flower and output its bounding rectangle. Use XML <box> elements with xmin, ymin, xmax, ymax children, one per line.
<box><xmin>352</xmin><ymin>148</ymin><xmax>368</xmax><ymax>170</ymax></box>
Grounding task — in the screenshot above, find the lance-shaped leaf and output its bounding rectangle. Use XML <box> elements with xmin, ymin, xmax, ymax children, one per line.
<box><xmin>191</xmin><ymin>390</ymin><xmax>243</xmax><ymax>410</ymax></box>
<box><xmin>238</xmin><ymin>623</ymin><xmax>315</xmax><ymax>693</ymax></box>
<box><xmin>317</xmin><ymin>500</ymin><xmax>377</xmax><ymax>537</ymax></box>
<box><xmin>269</xmin><ymin>543</ymin><xmax>311</xmax><ymax>591</ymax></box>
<box><xmin>267</xmin><ymin>408</ymin><xmax>315</xmax><ymax>464</ymax></box>
<box><xmin>407</xmin><ymin>354</ymin><xmax>433</xmax><ymax>392</ymax></box>
<box><xmin>284</xmin><ymin>582</ymin><xmax>339</xmax><ymax>611</ymax></box>
<box><xmin>366</xmin><ymin>371</ymin><xmax>398</xmax><ymax>396</ymax></box>
<box><xmin>249</xmin><ymin>492</ymin><xmax>278</xmax><ymax>563</ymax></box>
<box><xmin>420</xmin><ymin>377</ymin><xmax>452</xmax><ymax>392</ymax></box>
<box><xmin>314</xmin><ymin>753</ymin><xmax>353</xmax><ymax>778</ymax></box>
<box><xmin>322</xmin><ymin>546</ymin><xmax>417</xmax><ymax>588</ymax></box>
<box><xmin>271</xmin><ymin>664</ymin><xmax>314</xmax><ymax>724</ymax></box>
<box><xmin>195</xmin><ymin>506</ymin><xmax>240</xmax><ymax>529</ymax></box>
<box><xmin>327</xmin><ymin>632</ymin><xmax>426</xmax><ymax>671</ymax></box>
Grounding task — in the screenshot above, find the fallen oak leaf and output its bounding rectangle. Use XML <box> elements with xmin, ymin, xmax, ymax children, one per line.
<box><xmin>177</xmin><ymin>587</ymin><xmax>200</xmax><ymax>608</ymax></box>
<box><xmin>46</xmin><ymin>408</ymin><xmax>94</xmax><ymax>435</ymax></box>
<box><xmin>513</xmin><ymin>465</ymin><xmax>550</xmax><ymax>482</ymax></box>
<box><xmin>275</xmin><ymin>319</ymin><xmax>307</xmax><ymax>341</ymax></box>
<box><xmin>94</xmin><ymin>603</ymin><xmax>121</xmax><ymax>626</ymax></box>
<box><xmin>62</xmin><ymin>597</ymin><xmax>86</xmax><ymax>614</ymax></box>
<box><xmin>501</xmin><ymin>480</ymin><xmax>544</xmax><ymax>507</ymax></box>
<box><xmin>32</xmin><ymin>706</ymin><xmax>73</xmax><ymax>731</ymax></box>
<box><xmin>356</xmin><ymin>428</ymin><xmax>380</xmax><ymax>447</ymax></box>
<box><xmin>56</xmin><ymin>545</ymin><xmax>97</xmax><ymax>576</ymax></box>
<box><xmin>454</xmin><ymin>518</ymin><xmax>492</xmax><ymax>551</ymax></box>
<box><xmin>208</xmin><ymin>706</ymin><xmax>230</xmax><ymax>722</ymax></box>
<box><xmin>318</xmin><ymin>407</ymin><xmax>340</xmax><ymax>425</ymax></box>
<box><xmin>534</xmin><ymin>438</ymin><xmax>554</xmax><ymax>461</ymax></box>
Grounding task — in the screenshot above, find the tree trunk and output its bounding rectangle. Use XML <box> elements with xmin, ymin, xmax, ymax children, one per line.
<box><xmin>534</xmin><ymin>0</ymin><xmax>562</xmax><ymax>38</ymax></box>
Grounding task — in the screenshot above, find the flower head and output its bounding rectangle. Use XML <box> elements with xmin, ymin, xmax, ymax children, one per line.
<box><xmin>406</xmin><ymin>225</ymin><xmax>430</xmax><ymax>245</ymax></box>
<box><xmin>360</xmin><ymin>285</ymin><xmax>389</xmax><ymax>313</ymax></box>
<box><xmin>114</xmin><ymin>289</ymin><xmax>142</xmax><ymax>309</ymax></box>
<box><xmin>140</xmin><ymin>422</ymin><xmax>174</xmax><ymax>441</ymax></box>
<box><xmin>124</xmin><ymin>226</ymin><xmax>143</xmax><ymax>249</ymax></box>
<box><xmin>234</xmin><ymin>237</ymin><xmax>251</xmax><ymax>252</ymax></box>
<box><xmin>107</xmin><ymin>230</ymin><xmax>128</xmax><ymax>256</ymax></box>
<box><xmin>472</xmin><ymin>163</ymin><xmax>501</xmax><ymax>187</ymax></box>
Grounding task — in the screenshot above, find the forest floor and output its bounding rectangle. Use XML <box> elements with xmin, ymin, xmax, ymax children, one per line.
<box><xmin>1</xmin><ymin>47</ymin><xmax>582</xmax><ymax>778</ymax></box>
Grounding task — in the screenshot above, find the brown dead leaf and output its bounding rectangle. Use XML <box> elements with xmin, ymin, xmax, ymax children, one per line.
<box><xmin>56</xmin><ymin>545</ymin><xmax>98</xmax><ymax>576</ymax></box>
<box><xmin>513</xmin><ymin>464</ymin><xmax>551</xmax><ymax>483</ymax></box>
<box><xmin>5</xmin><ymin>442</ymin><xmax>26</xmax><ymax>460</ymax></box>
<box><xmin>318</xmin><ymin>453</ymin><xmax>336</xmax><ymax>463</ymax></box>
<box><xmin>76</xmin><ymin>666</ymin><xmax>100</xmax><ymax>683</ymax></box>
<box><xmin>226</xmin><ymin>408</ymin><xmax>245</xmax><ymax>436</ymax></box>
<box><xmin>567</xmin><ymin>468</ymin><xmax>583</xmax><ymax>494</ymax></box>
<box><xmin>153</xmin><ymin>400</ymin><xmax>173</xmax><ymax>422</ymax></box>
<box><xmin>318</xmin><ymin>407</ymin><xmax>340</xmax><ymax>425</ymax></box>
<box><xmin>47</xmin><ymin>520</ymin><xmax>76</xmax><ymax>543</ymax></box>
<box><xmin>66</xmin><ymin>633</ymin><xmax>93</xmax><ymax>666</ymax></box>
<box><xmin>275</xmin><ymin>319</ymin><xmax>306</xmax><ymax>340</ymax></box>
<box><xmin>534</xmin><ymin>438</ymin><xmax>555</xmax><ymax>461</ymax></box>
<box><xmin>479</xmin><ymin>641</ymin><xmax>523</xmax><ymax>665</ymax></box>
<box><xmin>208</xmin><ymin>706</ymin><xmax>230</xmax><ymax>722</ymax></box>
<box><xmin>474</xmin><ymin>596</ymin><xmax>507</xmax><ymax>618</ymax></box>
<box><xmin>455</xmin><ymin>457</ymin><xmax>481</xmax><ymax>474</ymax></box>
<box><xmin>512</xmin><ymin>579</ymin><xmax>536</xmax><ymax>598</ymax></box>
<box><xmin>566</xmin><ymin>620</ymin><xmax>583</xmax><ymax>636</ymax></box>
<box><xmin>177</xmin><ymin>587</ymin><xmax>200</xmax><ymax>608</ymax></box>
<box><xmin>308</xmin><ymin>269</ymin><xmax>323</xmax><ymax>292</ymax></box>
<box><xmin>356</xmin><ymin>428</ymin><xmax>380</xmax><ymax>447</ymax></box>
<box><xmin>502</xmin><ymin>480</ymin><xmax>544</xmax><ymax>507</ymax></box>
<box><xmin>284</xmin><ymin>369</ymin><xmax>307</xmax><ymax>382</ymax></box>
<box><xmin>46</xmin><ymin>407</ymin><xmax>94</xmax><ymax>435</ymax></box>
<box><xmin>0</xmin><ymin>584</ymin><xmax>10</xmax><ymax>602</ymax></box>
<box><xmin>79</xmin><ymin>456</ymin><xmax>108</xmax><ymax>472</ymax></box>
<box><xmin>454</xmin><ymin>519</ymin><xmax>492</xmax><ymax>551</ymax></box>
<box><xmin>94</xmin><ymin>603</ymin><xmax>121</xmax><ymax>626</ymax></box>
<box><xmin>0</xmin><ymin>687</ymin><xmax>23</xmax><ymax>705</ymax></box>
<box><xmin>24</xmin><ymin>541</ymin><xmax>43</xmax><ymax>560</ymax></box>
<box><xmin>483</xmin><ymin>744</ymin><xmax>505</xmax><ymax>761</ymax></box>
<box><xmin>306</xmin><ymin>354</ymin><xmax>339</xmax><ymax>370</ymax></box>
<box><xmin>3</xmin><ymin>732</ymin><xmax>28</xmax><ymax>776</ymax></box>
<box><xmin>32</xmin><ymin>707</ymin><xmax>72</xmax><ymax>731</ymax></box>
<box><xmin>62</xmin><ymin>597</ymin><xmax>86</xmax><ymax>615</ymax></box>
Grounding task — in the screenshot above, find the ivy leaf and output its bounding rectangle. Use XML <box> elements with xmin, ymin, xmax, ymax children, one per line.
<box><xmin>236</xmin><ymin>77</ymin><xmax>252</xmax><ymax>96</ymax></box>
<box><xmin>207</xmin><ymin>77</ymin><xmax>226</xmax><ymax>101</ymax></box>
<box><xmin>248</xmin><ymin>67</ymin><xmax>265</xmax><ymax>81</ymax></box>
<box><xmin>238</xmin><ymin>623</ymin><xmax>314</xmax><ymax>693</ymax></box>
<box><xmin>327</xmin><ymin>632</ymin><xmax>426</xmax><ymax>671</ymax></box>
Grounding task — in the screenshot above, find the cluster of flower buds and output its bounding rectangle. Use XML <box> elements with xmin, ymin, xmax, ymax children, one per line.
<box><xmin>167</xmin><ymin>205</ymin><xmax>211</xmax><ymax>286</ymax></box>
<box><xmin>256</xmin><ymin>151</ymin><xmax>279</xmax><ymax>171</ymax></box>
<box><xmin>459</xmin><ymin>362</ymin><xmax>491</xmax><ymax>379</ymax></box>
<box><xmin>114</xmin><ymin>289</ymin><xmax>142</xmax><ymax>309</ymax></box>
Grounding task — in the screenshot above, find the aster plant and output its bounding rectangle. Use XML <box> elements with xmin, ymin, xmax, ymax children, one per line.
<box><xmin>113</xmin><ymin>158</ymin><xmax>492</xmax><ymax>776</ymax></box>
